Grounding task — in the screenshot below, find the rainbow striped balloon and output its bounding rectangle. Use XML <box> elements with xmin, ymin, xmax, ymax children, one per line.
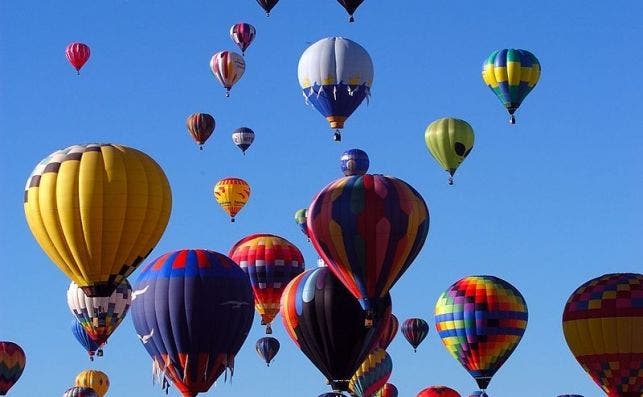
<box><xmin>0</xmin><ymin>341</ymin><xmax>26</xmax><ymax>395</ymax></box>
<box><xmin>308</xmin><ymin>174</ymin><xmax>429</xmax><ymax>314</ymax></box>
<box><xmin>562</xmin><ymin>273</ymin><xmax>642</xmax><ymax>397</ymax></box>
<box><xmin>434</xmin><ymin>276</ymin><xmax>528</xmax><ymax>390</ymax></box>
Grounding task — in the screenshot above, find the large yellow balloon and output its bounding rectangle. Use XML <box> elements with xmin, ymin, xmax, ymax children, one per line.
<box><xmin>213</xmin><ymin>177</ymin><xmax>250</xmax><ymax>222</ymax></box>
<box><xmin>75</xmin><ymin>369</ymin><xmax>109</xmax><ymax>397</ymax></box>
<box><xmin>424</xmin><ymin>117</ymin><xmax>474</xmax><ymax>185</ymax></box>
<box><xmin>24</xmin><ymin>144</ymin><xmax>172</xmax><ymax>297</ymax></box>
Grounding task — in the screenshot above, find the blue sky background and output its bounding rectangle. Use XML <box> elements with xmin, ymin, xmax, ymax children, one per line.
<box><xmin>1</xmin><ymin>1</ymin><xmax>642</xmax><ymax>396</ymax></box>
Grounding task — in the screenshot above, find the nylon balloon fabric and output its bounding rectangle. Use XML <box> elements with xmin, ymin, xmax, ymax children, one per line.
<box><xmin>67</xmin><ymin>279</ymin><xmax>131</xmax><ymax>348</ymax></box>
<box><xmin>255</xmin><ymin>337</ymin><xmax>280</xmax><ymax>366</ymax></box>
<box><xmin>401</xmin><ymin>318</ymin><xmax>429</xmax><ymax>352</ymax></box>
<box><xmin>417</xmin><ymin>386</ymin><xmax>462</xmax><ymax>397</ymax></box>
<box><xmin>376</xmin><ymin>313</ymin><xmax>398</xmax><ymax>350</ymax></box>
<box><xmin>75</xmin><ymin>369</ymin><xmax>109</xmax><ymax>397</ymax></box>
<box><xmin>374</xmin><ymin>383</ymin><xmax>398</xmax><ymax>397</ymax></box>
<box><xmin>562</xmin><ymin>273</ymin><xmax>642</xmax><ymax>397</ymax></box>
<box><xmin>280</xmin><ymin>267</ymin><xmax>391</xmax><ymax>392</ymax></box>
<box><xmin>63</xmin><ymin>387</ymin><xmax>98</xmax><ymax>397</ymax></box>
<box><xmin>214</xmin><ymin>177</ymin><xmax>250</xmax><ymax>222</ymax></box>
<box><xmin>349</xmin><ymin>348</ymin><xmax>392</xmax><ymax>397</ymax></box>
<box><xmin>340</xmin><ymin>148</ymin><xmax>370</xmax><ymax>176</ymax></box>
<box><xmin>0</xmin><ymin>341</ymin><xmax>26</xmax><ymax>395</ymax></box>
<box><xmin>24</xmin><ymin>143</ymin><xmax>172</xmax><ymax>297</ymax></box>
<box><xmin>307</xmin><ymin>174</ymin><xmax>429</xmax><ymax>313</ymax></box>
<box><xmin>186</xmin><ymin>113</ymin><xmax>215</xmax><ymax>148</ymax></box>
<box><xmin>229</xmin><ymin>23</ymin><xmax>256</xmax><ymax>55</ymax></box>
<box><xmin>70</xmin><ymin>320</ymin><xmax>101</xmax><ymax>360</ymax></box>
<box><xmin>65</xmin><ymin>42</ymin><xmax>90</xmax><ymax>74</ymax></box>
<box><xmin>434</xmin><ymin>276</ymin><xmax>528</xmax><ymax>390</ymax></box>
<box><xmin>229</xmin><ymin>233</ymin><xmax>305</xmax><ymax>333</ymax></box>
<box><xmin>482</xmin><ymin>49</ymin><xmax>540</xmax><ymax>123</ymax></box>
<box><xmin>130</xmin><ymin>249</ymin><xmax>254</xmax><ymax>397</ymax></box>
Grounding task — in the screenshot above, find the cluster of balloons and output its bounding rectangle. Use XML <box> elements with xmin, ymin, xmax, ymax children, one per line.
<box><xmin>255</xmin><ymin>0</ymin><xmax>367</xmax><ymax>21</ymax></box>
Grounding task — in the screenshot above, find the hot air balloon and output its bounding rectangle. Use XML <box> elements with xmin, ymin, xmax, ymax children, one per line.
<box><xmin>401</xmin><ymin>318</ymin><xmax>429</xmax><ymax>352</ymax></box>
<box><xmin>468</xmin><ymin>392</ymin><xmax>488</xmax><ymax>397</ymax></box>
<box><xmin>256</xmin><ymin>337</ymin><xmax>280</xmax><ymax>366</ymax></box>
<box><xmin>210</xmin><ymin>51</ymin><xmax>245</xmax><ymax>97</ymax></box>
<box><xmin>294</xmin><ymin>208</ymin><xmax>309</xmax><ymax>239</ymax></box>
<box><xmin>340</xmin><ymin>149</ymin><xmax>370</xmax><ymax>176</ymax></box>
<box><xmin>256</xmin><ymin>0</ymin><xmax>279</xmax><ymax>15</ymax></box>
<box><xmin>319</xmin><ymin>394</ymin><xmax>346</xmax><ymax>397</ymax></box>
<box><xmin>24</xmin><ymin>144</ymin><xmax>172</xmax><ymax>297</ymax></box>
<box><xmin>67</xmin><ymin>279</ymin><xmax>132</xmax><ymax>349</ymax></box>
<box><xmin>186</xmin><ymin>113</ymin><xmax>215</xmax><ymax>150</ymax></box>
<box><xmin>349</xmin><ymin>348</ymin><xmax>392</xmax><ymax>397</ymax></box>
<box><xmin>63</xmin><ymin>387</ymin><xmax>97</xmax><ymax>397</ymax></box>
<box><xmin>65</xmin><ymin>42</ymin><xmax>90</xmax><ymax>74</ymax></box>
<box><xmin>298</xmin><ymin>37</ymin><xmax>374</xmax><ymax>141</ymax></box>
<box><xmin>231</xmin><ymin>127</ymin><xmax>255</xmax><ymax>154</ymax></box>
<box><xmin>75</xmin><ymin>370</ymin><xmax>109</xmax><ymax>397</ymax></box>
<box><xmin>435</xmin><ymin>276</ymin><xmax>528</xmax><ymax>392</ymax></box>
<box><xmin>424</xmin><ymin>118</ymin><xmax>474</xmax><ymax>185</ymax></box>
<box><xmin>229</xmin><ymin>233</ymin><xmax>305</xmax><ymax>333</ymax></box>
<box><xmin>230</xmin><ymin>23</ymin><xmax>256</xmax><ymax>55</ymax></box>
<box><xmin>280</xmin><ymin>267</ymin><xmax>392</xmax><ymax>392</ymax></box>
<box><xmin>337</xmin><ymin>0</ymin><xmax>365</xmax><ymax>22</ymax></box>
<box><xmin>71</xmin><ymin>320</ymin><xmax>102</xmax><ymax>360</ymax></box>
<box><xmin>556</xmin><ymin>395</ymin><xmax>584</xmax><ymax>397</ymax></box>
<box><xmin>376</xmin><ymin>313</ymin><xmax>398</xmax><ymax>350</ymax></box>
<box><xmin>213</xmin><ymin>177</ymin><xmax>250</xmax><ymax>222</ymax></box>
<box><xmin>482</xmin><ymin>49</ymin><xmax>540</xmax><ymax>124</ymax></box>
<box><xmin>307</xmin><ymin>174</ymin><xmax>429</xmax><ymax>323</ymax></box>
<box><xmin>131</xmin><ymin>249</ymin><xmax>254</xmax><ymax>397</ymax></box>
<box><xmin>417</xmin><ymin>386</ymin><xmax>462</xmax><ymax>397</ymax></box>
<box><xmin>562</xmin><ymin>273</ymin><xmax>642</xmax><ymax>397</ymax></box>
<box><xmin>374</xmin><ymin>383</ymin><xmax>398</xmax><ymax>397</ymax></box>
<box><xmin>0</xmin><ymin>341</ymin><xmax>26</xmax><ymax>395</ymax></box>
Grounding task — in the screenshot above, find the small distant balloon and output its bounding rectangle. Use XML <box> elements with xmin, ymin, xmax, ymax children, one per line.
<box><xmin>210</xmin><ymin>51</ymin><xmax>245</xmax><ymax>97</ymax></box>
<box><xmin>337</xmin><ymin>0</ymin><xmax>366</xmax><ymax>22</ymax></box>
<box><xmin>230</xmin><ymin>23</ymin><xmax>256</xmax><ymax>55</ymax></box>
<box><xmin>214</xmin><ymin>177</ymin><xmax>250</xmax><ymax>222</ymax></box>
<box><xmin>63</xmin><ymin>387</ymin><xmax>98</xmax><ymax>397</ymax></box>
<box><xmin>0</xmin><ymin>341</ymin><xmax>26</xmax><ymax>395</ymax></box>
<box><xmin>294</xmin><ymin>208</ymin><xmax>309</xmax><ymax>238</ymax></box>
<box><xmin>424</xmin><ymin>117</ymin><xmax>474</xmax><ymax>185</ymax></box>
<box><xmin>232</xmin><ymin>127</ymin><xmax>255</xmax><ymax>154</ymax></box>
<box><xmin>71</xmin><ymin>320</ymin><xmax>101</xmax><ymax>360</ymax></box>
<box><xmin>340</xmin><ymin>149</ymin><xmax>369</xmax><ymax>176</ymax></box>
<box><xmin>256</xmin><ymin>337</ymin><xmax>280</xmax><ymax>366</ymax></box>
<box><xmin>66</xmin><ymin>42</ymin><xmax>90</xmax><ymax>74</ymax></box>
<box><xmin>401</xmin><ymin>318</ymin><xmax>429</xmax><ymax>352</ymax></box>
<box><xmin>256</xmin><ymin>0</ymin><xmax>279</xmax><ymax>15</ymax></box>
<box><xmin>186</xmin><ymin>113</ymin><xmax>215</xmax><ymax>150</ymax></box>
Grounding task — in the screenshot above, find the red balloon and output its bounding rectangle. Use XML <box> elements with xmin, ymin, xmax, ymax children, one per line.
<box><xmin>375</xmin><ymin>383</ymin><xmax>398</xmax><ymax>397</ymax></box>
<box><xmin>417</xmin><ymin>386</ymin><xmax>461</xmax><ymax>397</ymax></box>
<box><xmin>376</xmin><ymin>313</ymin><xmax>398</xmax><ymax>350</ymax></box>
<box><xmin>65</xmin><ymin>42</ymin><xmax>91</xmax><ymax>74</ymax></box>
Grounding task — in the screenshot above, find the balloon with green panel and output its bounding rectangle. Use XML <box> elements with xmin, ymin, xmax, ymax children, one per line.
<box><xmin>482</xmin><ymin>49</ymin><xmax>541</xmax><ymax>124</ymax></box>
<box><xmin>424</xmin><ymin>117</ymin><xmax>474</xmax><ymax>185</ymax></box>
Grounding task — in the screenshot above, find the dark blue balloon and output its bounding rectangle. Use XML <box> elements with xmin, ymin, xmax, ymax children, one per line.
<box><xmin>70</xmin><ymin>319</ymin><xmax>100</xmax><ymax>360</ymax></box>
<box><xmin>130</xmin><ymin>249</ymin><xmax>254</xmax><ymax>396</ymax></box>
<box><xmin>255</xmin><ymin>336</ymin><xmax>280</xmax><ymax>366</ymax></box>
<box><xmin>340</xmin><ymin>148</ymin><xmax>369</xmax><ymax>176</ymax></box>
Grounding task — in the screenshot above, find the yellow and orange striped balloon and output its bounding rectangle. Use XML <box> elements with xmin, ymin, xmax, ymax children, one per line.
<box><xmin>213</xmin><ymin>177</ymin><xmax>250</xmax><ymax>222</ymax></box>
<box><xmin>75</xmin><ymin>369</ymin><xmax>109</xmax><ymax>397</ymax></box>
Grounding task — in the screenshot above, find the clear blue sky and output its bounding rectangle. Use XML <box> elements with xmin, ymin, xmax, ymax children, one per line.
<box><xmin>1</xmin><ymin>1</ymin><xmax>642</xmax><ymax>396</ymax></box>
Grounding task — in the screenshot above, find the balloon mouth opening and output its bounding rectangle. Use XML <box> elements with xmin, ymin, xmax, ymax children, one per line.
<box><xmin>81</xmin><ymin>283</ymin><xmax>117</xmax><ymax>297</ymax></box>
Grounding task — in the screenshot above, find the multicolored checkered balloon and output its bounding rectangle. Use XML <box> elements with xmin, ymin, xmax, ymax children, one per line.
<box><xmin>562</xmin><ymin>273</ymin><xmax>642</xmax><ymax>397</ymax></box>
<box><xmin>434</xmin><ymin>275</ymin><xmax>528</xmax><ymax>391</ymax></box>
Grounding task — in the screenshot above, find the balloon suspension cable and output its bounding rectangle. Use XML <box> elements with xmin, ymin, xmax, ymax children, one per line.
<box><xmin>509</xmin><ymin>115</ymin><xmax>516</xmax><ymax>124</ymax></box>
<box><xmin>266</xmin><ymin>323</ymin><xmax>273</xmax><ymax>334</ymax></box>
<box><xmin>333</xmin><ymin>130</ymin><xmax>342</xmax><ymax>142</ymax></box>
<box><xmin>448</xmin><ymin>176</ymin><xmax>454</xmax><ymax>185</ymax></box>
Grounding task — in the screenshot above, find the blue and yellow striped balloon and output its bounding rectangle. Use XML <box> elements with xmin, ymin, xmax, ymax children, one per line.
<box><xmin>482</xmin><ymin>49</ymin><xmax>540</xmax><ymax>124</ymax></box>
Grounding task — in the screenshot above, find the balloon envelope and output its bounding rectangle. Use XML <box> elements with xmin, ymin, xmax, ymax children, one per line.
<box><xmin>417</xmin><ymin>386</ymin><xmax>462</xmax><ymax>397</ymax></box>
<box><xmin>229</xmin><ymin>233</ymin><xmax>305</xmax><ymax>333</ymax></box>
<box><xmin>280</xmin><ymin>267</ymin><xmax>391</xmax><ymax>392</ymax></box>
<box><xmin>131</xmin><ymin>249</ymin><xmax>254</xmax><ymax>397</ymax></box>
<box><xmin>298</xmin><ymin>37</ymin><xmax>373</xmax><ymax>140</ymax></box>
<box><xmin>307</xmin><ymin>174</ymin><xmax>429</xmax><ymax>313</ymax></box>
<box><xmin>424</xmin><ymin>117</ymin><xmax>474</xmax><ymax>184</ymax></box>
<box><xmin>24</xmin><ymin>143</ymin><xmax>172</xmax><ymax>297</ymax></box>
<box><xmin>349</xmin><ymin>348</ymin><xmax>392</xmax><ymax>397</ymax></box>
<box><xmin>210</xmin><ymin>51</ymin><xmax>245</xmax><ymax>96</ymax></box>
<box><xmin>186</xmin><ymin>113</ymin><xmax>215</xmax><ymax>148</ymax></box>
<box><xmin>562</xmin><ymin>273</ymin><xmax>643</xmax><ymax>397</ymax></box>
<box><xmin>231</xmin><ymin>127</ymin><xmax>255</xmax><ymax>154</ymax></box>
<box><xmin>256</xmin><ymin>337</ymin><xmax>280</xmax><ymax>366</ymax></box>
<box><xmin>67</xmin><ymin>279</ymin><xmax>132</xmax><ymax>347</ymax></box>
<box><xmin>482</xmin><ymin>49</ymin><xmax>540</xmax><ymax>123</ymax></box>
<box><xmin>214</xmin><ymin>177</ymin><xmax>250</xmax><ymax>222</ymax></box>
<box><xmin>374</xmin><ymin>383</ymin><xmax>398</xmax><ymax>397</ymax></box>
<box><xmin>70</xmin><ymin>320</ymin><xmax>101</xmax><ymax>360</ymax></box>
<box><xmin>294</xmin><ymin>208</ymin><xmax>309</xmax><ymax>238</ymax></box>
<box><xmin>256</xmin><ymin>0</ymin><xmax>279</xmax><ymax>15</ymax></box>
<box><xmin>435</xmin><ymin>276</ymin><xmax>528</xmax><ymax>390</ymax></box>
<box><xmin>65</xmin><ymin>42</ymin><xmax>90</xmax><ymax>74</ymax></box>
<box><xmin>376</xmin><ymin>313</ymin><xmax>398</xmax><ymax>350</ymax></box>
<box><xmin>337</xmin><ymin>0</ymin><xmax>365</xmax><ymax>22</ymax></box>
<box><xmin>230</xmin><ymin>23</ymin><xmax>256</xmax><ymax>55</ymax></box>
<box><xmin>340</xmin><ymin>148</ymin><xmax>370</xmax><ymax>176</ymax></box>
<box><xmin>63</xmin><ymin>387</ymin><xmax>98</xmax><ymax>397</ymax></box>
<box><xmin>401</xmin><ymin>318</ymin><xmax>429</xmax><ymax>352</ymax></box>
<box><xmin>0</xmin><ymin>341</ymin><xmax>26</xmax><ymax>395</ymax></box>
<box><xmin>75</xmin><ymin>369</ymin><xmax>109</xmax><ymax>397</ymax></box>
